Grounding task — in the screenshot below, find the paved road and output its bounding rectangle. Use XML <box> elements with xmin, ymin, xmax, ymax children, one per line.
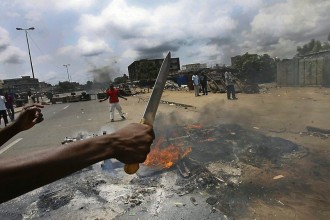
<box><xmin>0</xmin><ymin>100</ymin><xmax>119</xmax><ymax>158</ymax></box>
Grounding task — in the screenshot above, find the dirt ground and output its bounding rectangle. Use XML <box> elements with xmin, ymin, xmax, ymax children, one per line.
<box><xmin>120</xmin><ymin>84</ymin><xmax>330</xmax><ymax>219</ymax></box>
<box><xmin>127</xmin><ymin>84</ymin><xmax>330</xmax><ymax>151</ymax></box>
<box><xmin>1</xmin><ymin>85</ymin><xmax>329</xmax><ymax>220</ymax></box>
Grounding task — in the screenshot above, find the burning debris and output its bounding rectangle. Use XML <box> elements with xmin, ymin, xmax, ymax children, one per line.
<box><xmin>143</xmin><ymin>136</ymin><xmax>192</xmax><ymax>169</ymax></box>
<box><xmin>0</xmin><ymin>123</ymin><xmax>314</xmax><ymax>219</ymax></box>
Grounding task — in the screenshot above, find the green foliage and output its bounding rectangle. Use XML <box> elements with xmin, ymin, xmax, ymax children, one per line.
<box><xmin>233</xmin><ymin>53</ymin><xmax>277</xmax><ymax>83</ymax></box>
<box><xmin>297</xmin><ymin>36</ymin><xmax>330</xmax><ymax>56</ymax></box>
<box><xmin>58</xmin><ymin>81</ymin><xmax>75</xmax><ymax>92</ymax></box>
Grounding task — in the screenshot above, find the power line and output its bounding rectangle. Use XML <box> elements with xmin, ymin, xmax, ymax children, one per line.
<box><xmin>27</xmin><ymin>31</ymin><xmax>64</xmax><ymax>71</ymax></box>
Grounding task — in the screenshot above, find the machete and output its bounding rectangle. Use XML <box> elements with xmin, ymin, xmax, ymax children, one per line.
<box><xmin>124</xmin><ymin>51</ymin><xmax>171</xmax><ymax>174</ymax></box>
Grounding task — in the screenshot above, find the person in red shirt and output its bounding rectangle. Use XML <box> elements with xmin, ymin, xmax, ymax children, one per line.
<box><xmin>99</xmin><ymin>84</ymin><xmax>127</xmax><ymax>122</ymax></box>
<box><xmin>4</xmin><ymin>93</ymin><xmax>14</xmax><ymax>121</ymax></box>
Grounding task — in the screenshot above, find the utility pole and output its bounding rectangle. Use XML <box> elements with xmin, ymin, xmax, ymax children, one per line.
<box><xmin>63</xmin><ymin>64</ymin><xmax>71</xmax><ymax>82</ymax></box>
<box><xmin>16</xmin><ymin>27</ymin><xmax>40</xmax><ymax>103</ymax></box>
<box><xmin>16</xmin><ymin>27</ymin><xmax>35</xmax><ymax>79</ymax></box>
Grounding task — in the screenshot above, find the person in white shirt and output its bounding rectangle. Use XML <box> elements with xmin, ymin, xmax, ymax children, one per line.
<box><xmin>224</xmin><ymin>71</ymin><xmax>238</xmax><ymax>100</ymax></box>
<box><xmin>27</xmin><ymin>91</ymin><xmax>35</xmax><ymax>104</ymax></box>
<box><xmin>192</xmin><ymin>74</ymin><xmax>200</xmax><ymax>97</ymax></box>
<box><xmin>0</xmin><ymin>93</ymin><xmax>9</xmax><ymax>126</ymax></box>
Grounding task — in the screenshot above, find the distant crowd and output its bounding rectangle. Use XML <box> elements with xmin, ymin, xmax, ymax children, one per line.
<box><xmin>191</xmin><ymin>71</ymin><xmax>238</xmax><ymax>100</ymax></box>
<box><xmin>0</xmin><ymin>90</ymin><xmax>38</xmax><ymax>127</ymax></box>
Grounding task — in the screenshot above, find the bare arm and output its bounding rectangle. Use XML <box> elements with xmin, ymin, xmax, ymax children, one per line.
<box><xmin>0</xmin><ymin>104</ymin><xmax>44</xmax><ymax>147</ymax></box>
<box><xmin>119</xmin><ymin>95</ymin><xmax>128</xmax><ymax>100</ymax></box>
<box><xmin>99</xmin><ymin>92</ymin><xmax>109</xmax><ymax>102</ymax></box>
<box><xmin>0</xmin><ymin>123</ymin><xmax>154</xmax><ymax>203</ymax></box>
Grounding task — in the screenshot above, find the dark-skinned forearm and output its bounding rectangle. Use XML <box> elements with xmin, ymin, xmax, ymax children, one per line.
<box><xmin>0</xmin><ymin>123</ymin><xmax>21</xmax><ymax>147</ymax></box>
<box><xmin>0</xmin><ymin>135</ymin><xmax>114</xmax><ymax>203</ymax></box>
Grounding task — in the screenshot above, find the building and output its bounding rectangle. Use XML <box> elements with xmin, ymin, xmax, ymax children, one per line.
<box><xmin>181</xmin><ymin>63</ymin><xmax>207</xmax><ymax>71</ymax></box>
<box><xmin>128</xmin><ymin>57</ymin><xmax>180</xmax><ymax>81</ymax></box>
<box><xmin>277</xmin><ymin>50</ymin><xmax>330</xmax><ymax>86</ymax></box>
<box><xmin>0</xmin><ymin>80</ymin><xmax>4</xmax><ymax>91</ymax></box>
<box><xmin>2</xmin><ymin>76</ymin><xmax>40</xmax><ymax>94</ymax></box>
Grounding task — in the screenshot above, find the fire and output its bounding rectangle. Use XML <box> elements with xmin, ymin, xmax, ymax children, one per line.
<box><xmin>144</xmin><ymin>137</ymin><xmax>192</xmax><ymax>169</ymax></box>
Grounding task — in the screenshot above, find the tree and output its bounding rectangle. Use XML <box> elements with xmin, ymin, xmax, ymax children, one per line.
<box><xmin>233</xmin><ymin>53</ymin><xmax>277</xmax><ymax>84</ymax></box>
<box><xmin>58</xmin><ymin>81</ymin><xmax>75</xmax><ymax>92</ymax></box>
<box><xmin>114</xmin><ymin>74</ymin><xmax>129</xmax><ymax>84</ymax></box>
<box><xmin>297</xmin><ymin>35</ymin><xmax>330</xmax><ymax>56</ymax></box>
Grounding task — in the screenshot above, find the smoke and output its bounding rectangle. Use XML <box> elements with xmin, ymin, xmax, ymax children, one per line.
<box><xmin>154</xmin><ymin>98</ymin><xmax>264</xmax><ymax>130</ymax></box>
<box><xmin>88</xmin><ymin>63</ymin><xmax>120</xmax><ymax>83</ymax></box>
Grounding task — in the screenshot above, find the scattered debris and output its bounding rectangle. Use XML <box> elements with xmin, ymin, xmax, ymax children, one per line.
<box><xmin>190</xmin><ymin>197</ymin><xmax>198</xmax><ymax>206</ymax></box>
<box><xmin>206</xmin><ymin>197</ymin><xmax>218</xmax><ymax>206</ymax></box>
<box><xmin>0</xmin><ymin>123</ymin><xmax>312</xmax><ymax>219</ymax></box>
<box><xmin>300</xmin><ymin>126</ymin><xmax>330</xmax><ymax>139</ymax></box>
<box><xmin>273</xmin><ymin>175</ymin><xmax>284</xmax><ymax>180</ymax></box>
<box><xmin>176</xmin><ymin>161</ymin><xmax>191</xmax><ymax>178</ymax></box>
<box><xmin>61</xmin><ymin>137</ymin><xmax>77</xmax><ymax>144</ymax></box>
<box><xmin>160</xmin><ymin>100</ymin><xmax>195</xmax><ymax>109</ymax></box>
<box><xmin>174</xmin><ymin>202</ymin><xmax>186</xmax><ymax>207</ymax></box>
<box><xmin>165</xmin><ymin>80</ymin><xmax>189</xmax><ymax>91</ymax></box>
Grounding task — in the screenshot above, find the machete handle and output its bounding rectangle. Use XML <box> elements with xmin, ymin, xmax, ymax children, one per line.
<box><xmin>124</xmin><ymin>163</ymin><xmax>139</xmax><ymax>174</ymax></box>
<box><xmin>124</xmin><ymin>118</ymin><xmax>150</xmax><ymax>174</ymax></box>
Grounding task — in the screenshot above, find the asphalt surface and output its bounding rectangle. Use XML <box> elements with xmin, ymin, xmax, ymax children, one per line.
<box><xmin>0</xmin><ymin>100</ymin><xmax>121</xmax><ymax>157</ymax></box>
<box><xmin>0</xmin><ymin>99</ymin><xmax>230</xmax><ymax>220</ymax></box>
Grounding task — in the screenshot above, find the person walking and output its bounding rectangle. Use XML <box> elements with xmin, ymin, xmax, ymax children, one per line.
<box><xmin>200</xmin><ymin>73</ymin><xmax>208</xmax><ymax>95</ymax></box>
<box><xmin>4</xmin><ymin>93</ymin><xmax>15</xmax><ymax>121</ymax></box>
<box><xmin>99</xmin><ymin>84</ymin><xmax>127</xmax><ymax>122</ymax></box>
<box><xmin>224</xmin><ymin>71</ymin><xmax>238</xmax><ymax>100</ymax></box>
<box><xmin>0</xmin><ymin>93</ymin><xmax>9</xmax><ymax>127</ymax></box>
<box><xmin>27</xmin><ymin>91</ymin><xmax>35</xmax><ymax>104</ymax></box>
<box><xmin>192</xmin><ymin>74</ymin><xmax>200</xmax><ymax>97</ymax></box>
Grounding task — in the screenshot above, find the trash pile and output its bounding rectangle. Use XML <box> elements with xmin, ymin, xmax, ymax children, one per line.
<box><xmin>164</xmin><ymin>80</ymin><xmax>189</xmax><ymax>91</ymax></box>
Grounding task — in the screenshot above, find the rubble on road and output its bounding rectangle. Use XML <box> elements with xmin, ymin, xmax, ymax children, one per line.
<box><xmin>0</xmin><ymin>123</ymin><xmax>315</xmax><ymax>220</ymax></box>
<box><xmin>299</xmin><ymin>126</ymin><xmax>330</xmax><ymax>139</ymax></box>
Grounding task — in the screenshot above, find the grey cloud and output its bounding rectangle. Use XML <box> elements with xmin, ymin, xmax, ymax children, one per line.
<box><xmin>207</xmin><ymin>37</ymin><xmax>234</xmax><ymax>47</ymax></box>
<box><xmin>2</xmin><ymin>54</ymin><xmax>24</xmax><ymax>64</ymax></box>
<box><xmin>249</xmin><ymin>1</ymin><xmax>330</xmax><ymax>48</ymax></box>
<box><xmin>186</xmin><ymin>51</ymin><xmax>201</xmax><ymax>58</ymax></box>
<box><xmin>0</xmin><ymin>43</ymin><xmax>9</xmax><ymax>52</ymax></box>
<box><xmin>135</xmin><ymin>40</ymin><xmax>184</xmax><ymax>59</ymax></box>
<box><xmin>81</xmin><ymin>50</ymin><xmax>105</xmax><ymax>57</ymax></box>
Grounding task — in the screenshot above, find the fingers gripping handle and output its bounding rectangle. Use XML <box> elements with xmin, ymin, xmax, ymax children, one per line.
<box><xmin>124</xmin><ymin>118</ymin><xmax>150</xmax><ymax>175</ymax></box>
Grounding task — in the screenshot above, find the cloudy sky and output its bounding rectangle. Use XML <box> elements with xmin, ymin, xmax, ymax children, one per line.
<box><xmin>0</xmin><ymin>0</ymin><xmax>329</xmax><ymax>85</ymax></box>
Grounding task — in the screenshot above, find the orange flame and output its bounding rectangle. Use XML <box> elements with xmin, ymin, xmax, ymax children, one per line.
<box><xmin>144</xmin><ymin>137</ymin><xmax>192</xmax><ymax>169</ymax></box>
